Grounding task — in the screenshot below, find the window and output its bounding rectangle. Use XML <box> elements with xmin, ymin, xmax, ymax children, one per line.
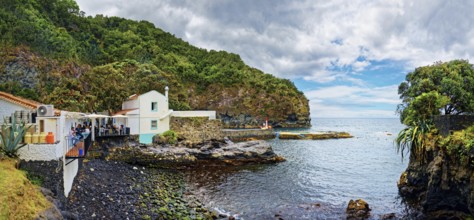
<box><xmin>151</xmin><ymin>120</ymin><xmax>158</xmax><ymax>130</ymax></box>
<box><xmin>151</xmin><ymin>102</ymin><xmax>158</xmax><ymax>112</ymax></box>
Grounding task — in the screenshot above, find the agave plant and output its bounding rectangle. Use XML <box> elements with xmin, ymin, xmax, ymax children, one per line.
<box><xmin>396</xmin><ymin>119</ymin><xmax>433</xmax><ymax>161</ymax></box>
<box><xmin>0</xmin><ymin>117</ymin><xmax>32</xmax><ymax>158</ymax></box>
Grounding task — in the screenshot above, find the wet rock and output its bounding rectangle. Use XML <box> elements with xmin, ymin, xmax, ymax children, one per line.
<box><xmin>380</xmin><ymin>213</ymin><xmax>396</xmax><ymax>219</ymax></box>
<box><xmin>346</xmin><ymin>199</ymin><xmax>371</xmax><ymax>219</ymax></box>
<box><xmin>398</xmin><ymin>146</ymin><xmax>474</xmax><ymax>217</ymax></box>
<box><xmin>107</xmin><ymin>140</ymin><xmax>285</xmax><ymax>167</ymax></box>
<box><xmin>36</xmin><ymin>206</ymin><xmax>63</xmax><ymax>220</ymax></box>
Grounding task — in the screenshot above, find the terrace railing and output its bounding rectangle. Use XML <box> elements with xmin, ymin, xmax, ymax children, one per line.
<box><xmin>65</xmin><ymin>132</ymin><xmax>92</xmax><ymax>159</ymax></box>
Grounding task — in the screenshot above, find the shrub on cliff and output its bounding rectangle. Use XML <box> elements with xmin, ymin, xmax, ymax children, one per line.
<box><xmin>396</xmin><ymin>120</ymin><xmax>434</xmax><ymax>161</ymax></box>
<box><xmin>153</xmin><ymin>130</ymin><xmax>177</xmax><ymax>145</ymax></box>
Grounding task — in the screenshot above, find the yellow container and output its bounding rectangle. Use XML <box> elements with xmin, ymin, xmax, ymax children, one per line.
<box><xmin>32</xmin><ymin>133</ymin><xmax>40</xmax><ymax>143</ymax></box>
<box><xmin>40</xmin><ymin>132</ymin><xmax>47</xmax><ymax>144</ymax></box>
<box><xmin>24</xmin><ymin>132</ymin><xmax>32</xmax><ymax>144</ymax></box>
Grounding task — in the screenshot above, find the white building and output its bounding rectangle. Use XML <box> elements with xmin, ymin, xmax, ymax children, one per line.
<box><xmin>0</xmin><ymin>91</ymin><xmax>83</xmax><ymax>197</ymax></box>
<box><xmin>117</xmin><ymin>89</ymin><xmax>173</xmax><ymax>144</ymax></box>
<box><xmin>115</xmin><ymin>88</ymin><xmax>216</xmax><ymax>144</ymax></box>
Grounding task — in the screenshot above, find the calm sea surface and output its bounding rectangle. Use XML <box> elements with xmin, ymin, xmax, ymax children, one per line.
<box><xmin>183</xmin><ymin>118</ymin><xmax>409</xmax><ymax>219</ymax></box>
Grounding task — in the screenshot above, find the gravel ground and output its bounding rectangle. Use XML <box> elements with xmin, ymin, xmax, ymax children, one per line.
<box><xmin>64</xmin><ymin>159</ymin><xmax>217</xmax><ymax>220</ymax></box>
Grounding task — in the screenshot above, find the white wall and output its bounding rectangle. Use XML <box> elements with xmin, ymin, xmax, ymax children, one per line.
<box><xmin>18</xmin><ymin>143</ymin><xmax>62</xmax><ymax>161</ymax></box>
<box><xmin>122</xmin><ymin>99</ymin><xmax>139</xmax><ymax>110</ymax></box>
<box><xmin>18</xmin><ymin>113</ymin><xmax>66</xmax><ymax>161</ymax></box>
<box><xmin>63</xmin><ymin>159</ymin><xmax>78</xmax><ymax>197</ymax></box>
<box><xmin>0</xmin><ymin>99</ymin><xmax>31</xmax><ymax>123</ymax></box>
<box><xmin>172</xmin><ymin>111</ymin><xmax>217</xmax><ymax>120</ymax></box>
<box><xmin>138</xmin><ymin>90</ymin><xmax>169</xmax><ymax>134</ymax></box>
<box><xmin>127</xmin><ymin>115</ymin><xmax>139</xmax><ymax>135</ymax></box>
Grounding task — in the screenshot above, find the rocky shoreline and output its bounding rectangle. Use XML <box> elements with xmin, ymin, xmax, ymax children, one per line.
<box><xmin>22</xmin><ymin>138</ymin><xmax>285</xmax><ymax>219</ymax></box>
<box><xmin>64</xmin><ymin>159</ymin><xmax>218</xmax><ymax>219</ymax></box>
<box><xmin>107</xmin><ymin>139</ymin><xmax>285</xmax><ymax>168</ymax></box>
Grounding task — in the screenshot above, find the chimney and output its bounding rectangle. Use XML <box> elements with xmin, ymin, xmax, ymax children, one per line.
<box><xmin>165</xmin><ymin>86</ymin><xmax>169</xmax><ymax>98</ymax></box>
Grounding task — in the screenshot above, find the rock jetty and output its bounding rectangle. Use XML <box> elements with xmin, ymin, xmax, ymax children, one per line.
<box><xmin>278</xmin><ymin>131</ymin><xmax>353</xmax><ymax>140</ymax></box>
<box><xmin>107</xmin><ymin>139</ymin><xmax>285</xmax><ymax>168</ymax></box>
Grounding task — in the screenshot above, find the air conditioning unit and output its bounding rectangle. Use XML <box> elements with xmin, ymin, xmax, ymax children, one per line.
<box><xmin>37</xmin><ymin>105</ymin><xmax>54</xmax><ymax>117</ymax></box>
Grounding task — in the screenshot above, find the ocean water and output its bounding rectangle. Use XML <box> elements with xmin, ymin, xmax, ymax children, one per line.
<box><xmin>183</xmin><ymin>118</ymin><xmax>409</xmax><ymax>219</ymax></box>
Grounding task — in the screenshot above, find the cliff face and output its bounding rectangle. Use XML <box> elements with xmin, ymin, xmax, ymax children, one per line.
<box><xmin>186</xmin><ymin>85</ymin><xmax>310</xmax><ymax>128</ymax></box>
<box><xmin>398</xmin><ymin>145</ymin><xmax>474</xmax><ymax>219</ymax></box>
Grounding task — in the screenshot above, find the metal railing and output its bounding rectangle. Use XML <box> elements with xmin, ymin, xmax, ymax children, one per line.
<box><xmin>65</xmin><ymin>133</ymin><xmax>92</xmax><ymax>159</ymax></box>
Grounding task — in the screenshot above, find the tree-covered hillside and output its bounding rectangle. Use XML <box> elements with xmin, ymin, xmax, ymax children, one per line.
<box><xmin>0</xmin><ymin>0</ymin><xmax>310</xmax><ymax>128</ymax></box>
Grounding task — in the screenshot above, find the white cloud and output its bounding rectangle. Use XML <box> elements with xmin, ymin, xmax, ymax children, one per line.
<box><xmin>74</xmin><ymin>0</ymin><xmax>474</xmax><ymax>117</ymax></box>
<box><xmin>305</xmin><ymin>84</ymin><xmax>400</xmax><ymax>117</ymax></box>
<box><xmin>75</xmin><ymin>0</ymin><xmax>474</xmax><ymax>83</ymax></box>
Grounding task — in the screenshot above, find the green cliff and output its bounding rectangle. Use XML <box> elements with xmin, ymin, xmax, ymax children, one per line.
<box><xmin>0</xmin><ymin>0</ymin><xmax>310</xmax><ymax>128</ymax></box>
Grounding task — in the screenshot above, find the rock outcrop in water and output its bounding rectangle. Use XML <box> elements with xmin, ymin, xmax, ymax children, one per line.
<box><xmin>398</xmin><ymin>144</ymin><xmax>474</xmax><ymax>219</ymax></box>
<box><xmin>346</xmin><ymin>199</ymin><xmax>371</xmax><ymax>219</ymax></box>
<box><xmin>107</xmin><ymin>139</ymin><xmax>285</xmax><ymax>168</ymax></box>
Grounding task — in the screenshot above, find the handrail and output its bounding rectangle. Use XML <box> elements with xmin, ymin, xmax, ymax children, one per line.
<box><xmin>65</xmin><ymin>133</ymin><xmax>92</xmax><ymax>159</ymax></box>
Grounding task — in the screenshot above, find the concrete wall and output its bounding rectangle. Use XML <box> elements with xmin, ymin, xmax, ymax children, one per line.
<box><xmin>172</xmin><ymin>111</ymin><xmax>216</xmax><ymax>120</ymax></box>
<box><xmin>128</xmin><ymin>115</ymin><xmax>139</xmax><ymax>135</ymax></box>
<box><xmin>221</xmin><ymin>129</ymin><xmax>276</xmax><ymax>142</ymax></box>
<box><xmin>19</xmin><ymin>112</ymin><xmax>80</xmax><ymax>198</ymax></box>
<box><xmin>63</xmin><ymin>159</ymin><xmax>78</xmax><ymax>197</ymax></box>
<box><xmin>122</xmin><ymin>98</ymin><xmax>138</xmax><ymax>110</ymax></box>
<box><xmin>170</xmin><ymin>117</ymin><xmax>223</xmax><ymax>144</ymax></box>
<box><xmin>18</xmin><ymin>143</ymin><xmax>62</xmax><ymax>161</ymax></box>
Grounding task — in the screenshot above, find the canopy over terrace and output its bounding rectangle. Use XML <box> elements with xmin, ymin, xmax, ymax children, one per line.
<box><xmin>85</xmin><ymin>113</ymin><xmax>109</xmax><ymax>141</ymax></box>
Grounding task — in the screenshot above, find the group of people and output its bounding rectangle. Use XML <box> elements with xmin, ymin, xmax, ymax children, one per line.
<box><xmin>69</xmin><ymin>124</ymin><xmax>90</xmax><ymax>146</ymax></box>
<box><xmin>98</xmin><ymin>124</ymin><xmax>125</xmax><ymax>136</ymax></box>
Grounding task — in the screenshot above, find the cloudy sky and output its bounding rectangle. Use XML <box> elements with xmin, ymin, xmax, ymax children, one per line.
<box><xmin>75</xmin><ymin>0</ymin><xmax>474</xmax><ymax>118</ymax></box>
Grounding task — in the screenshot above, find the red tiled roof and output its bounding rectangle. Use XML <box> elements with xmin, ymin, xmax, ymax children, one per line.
<box><xmin>0</xmin><ymin>91</ymin><xmax>61</xmax><ymax>116</ymax></box>
<box><xmin>0</xmin><ymin>91</ymin><xmax>42</xmax><ymax>109</ymax></box>
<box><xmin>113</xmin><ymin>108</ymin><xmax>138</xmax><ymax>116</ymax></box>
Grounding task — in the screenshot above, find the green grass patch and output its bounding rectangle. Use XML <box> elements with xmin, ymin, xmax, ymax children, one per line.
<box><xmin>0</xmin><ymin>159</ymin><xmax>52</xmax><ymax>219</ymax></box>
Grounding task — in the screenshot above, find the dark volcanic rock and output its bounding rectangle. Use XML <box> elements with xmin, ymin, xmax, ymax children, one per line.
<box><xmin>64</xmin><ymin>159</ymin><xmax>216</xmax><ymax>219</ymax></box>
<box><xmin>398</xmin><ymin>148</ymin><xmax>474</xmax><ymax>219</ymax></box>
<box><xmin>107</xmin><ymin>140</ymin><xmax>285</xmax><ymax>168</ymax></box>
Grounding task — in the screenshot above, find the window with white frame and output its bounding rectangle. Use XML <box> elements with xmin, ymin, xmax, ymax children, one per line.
<box><xmin>151</xmin><ymin>120</ymin><xmax>157</xmax><ymax>130</ymax></box>
<box><xmin>151</xmin><ymin>102</ymin><xmax>158</xmax><ymax>111</ymax></box>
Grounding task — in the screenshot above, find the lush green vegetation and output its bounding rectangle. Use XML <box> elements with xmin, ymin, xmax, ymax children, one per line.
<box><xmin>398</xmin><ymin>60</ymin><xmax>474</xmax><ymax>125</ymax></box>
<box><xmin>161</xmin><ymin>130</ymin><xmax>178</xmax><ymax>145</ymax></box>
<box><xmin>0</xmin><ymin>158</ymin><xmax>52</xmax><ymax>219</ymax></box>
<box><xmin>0</xmin><ymin>0</ymin><xmax>309</xmax><ymax>121</ymax></box>
<box><xmin>395</xmin><ymin>119</ymin><xmax>433</xmax><ymax>161</ymax></box>
<box><xmin>396</xmin><ymin>60</ymin><xmax>474</xmax><ymax>160</ymax></box>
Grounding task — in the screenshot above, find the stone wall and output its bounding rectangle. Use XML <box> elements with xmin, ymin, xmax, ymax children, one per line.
<box><xmin>434</xmin><ymin>115</ymin><xmax>474</xmax><ymax>136</ymax></box>
<box><xmin>222</xmin><ymin>129</ymin><xmax>276</xmax><ymax>142</ymax></box>
<box><xmin>170</xmin><ymin>117</ymin><xmax>223</xmax><ymax>144</ymax></box>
